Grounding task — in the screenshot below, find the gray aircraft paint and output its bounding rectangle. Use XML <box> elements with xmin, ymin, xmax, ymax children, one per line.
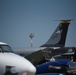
<box><xmin>45</xmin><ymin>24</ymin><xmax>62</xmax><ymax>44</ymax></box>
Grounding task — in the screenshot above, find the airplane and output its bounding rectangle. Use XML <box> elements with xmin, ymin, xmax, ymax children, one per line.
<box><xmin>44</xmin><ymin>47</ymin><xmax>75</xmax><ymax>60</ymax></box>
<box><xmin>36</xmin><ymin>59</ymin><xmax>76</xmax><ymax>75</ymax></box>
<box><xmin>11</xmin><ymin>20</ymin><xmax>73</xmax><ymax>67</ymax></box>
<box><xmin>13</xmin><ymin>20</ymin><xmax>71</xmax><ymax>57</ymax></box>
<box><xmin>0</xmin><ymin>42</ymin><xmax>36</xmax><ymax>75</ymax></box>
<box><xmin>36</xmin><ymin>59</ymin><xmax>70</xmax><ymax>74</ymax></box>
<box><xmin>36</xmin><ymin>48</ymin><xmax>76</xmax><ymax>75</ymax></box>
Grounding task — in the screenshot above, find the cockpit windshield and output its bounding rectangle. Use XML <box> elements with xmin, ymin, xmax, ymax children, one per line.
<box><xmin>0</xmin><ymin>45</ymin><xmax>13</xmax><ymax>53</ymax></box>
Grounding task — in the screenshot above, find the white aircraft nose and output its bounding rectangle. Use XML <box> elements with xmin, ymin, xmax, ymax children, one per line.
<box><xmin>18</xmin><ymin>59</ymin><xmax>36</xmax><ymax>75</ymax></box>
<box><xmin>6</xmin><ymin>53</ymin><xmax>36</xmax><ymax>75</ymax></box>
<box><xmin>18</xmin><ymin>57</ymin><xmax>36</xmax><ymax>75</ymax></box>
<box><xmin>21</xmin><ymin>66</ymin><xmax>36</xmax><ymax>75</ymax></box>
<box><xmin>28</xmin><ymin>65</ymin><xmax>36</xmax><ymax>75</ymax></box>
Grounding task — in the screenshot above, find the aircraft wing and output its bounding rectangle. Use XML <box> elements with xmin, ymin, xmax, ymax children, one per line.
<box><xmin>25</xmin><ymin>47</ymin><xmax>76</xmax><ymax>66</ymax></box>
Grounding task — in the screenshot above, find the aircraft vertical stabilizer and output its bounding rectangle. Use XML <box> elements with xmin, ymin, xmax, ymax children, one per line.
<box><xmin>41</xmin><ymin>20</ymin><xmax>71</xmax><ymax>47</ymax></box>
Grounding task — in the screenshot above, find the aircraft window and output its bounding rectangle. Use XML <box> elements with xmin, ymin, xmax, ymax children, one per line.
<box><xmin>1</xmin><ymin>45</ymin><xmax>13</xmax><ymax>52</ymax></box>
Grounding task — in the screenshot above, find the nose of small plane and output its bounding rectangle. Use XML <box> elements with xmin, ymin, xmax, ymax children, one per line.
<box><xmin>9</xmin><ymin>53</ymin><xmax>36</xmax><ymax>75</ymax></box>
<box><xmin>20</xmin><ymin>61</ymin><xmax>36</xmax><ymax>75</ymax></box>
<box><xmin>20</xmin><ymin>58</ymin><xmax>36</xmax><ymax>75</ymax></box>
<box><xmin>28</xmin><ymin>65</ymin><xmax>36</xmax><ymax>75</ymax></box>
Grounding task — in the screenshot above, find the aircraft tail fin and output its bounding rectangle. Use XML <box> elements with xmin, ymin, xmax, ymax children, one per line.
<box><xmin>41</xmin><ymin>20</ymin><xmax>71</xmax><ymax>47</ymax></box>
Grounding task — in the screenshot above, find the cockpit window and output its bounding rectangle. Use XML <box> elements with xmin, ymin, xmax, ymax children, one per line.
<box><xmin>0</xmin><ymin>45</ymin><xmax>13</xmax><ymax>53</ymax></box>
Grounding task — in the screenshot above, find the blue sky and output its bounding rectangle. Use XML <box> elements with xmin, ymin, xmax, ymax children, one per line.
<box><xmin>0</xmin><ymin>0</ymin><xmax>76</xmax><ymax>48</ymax></box>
